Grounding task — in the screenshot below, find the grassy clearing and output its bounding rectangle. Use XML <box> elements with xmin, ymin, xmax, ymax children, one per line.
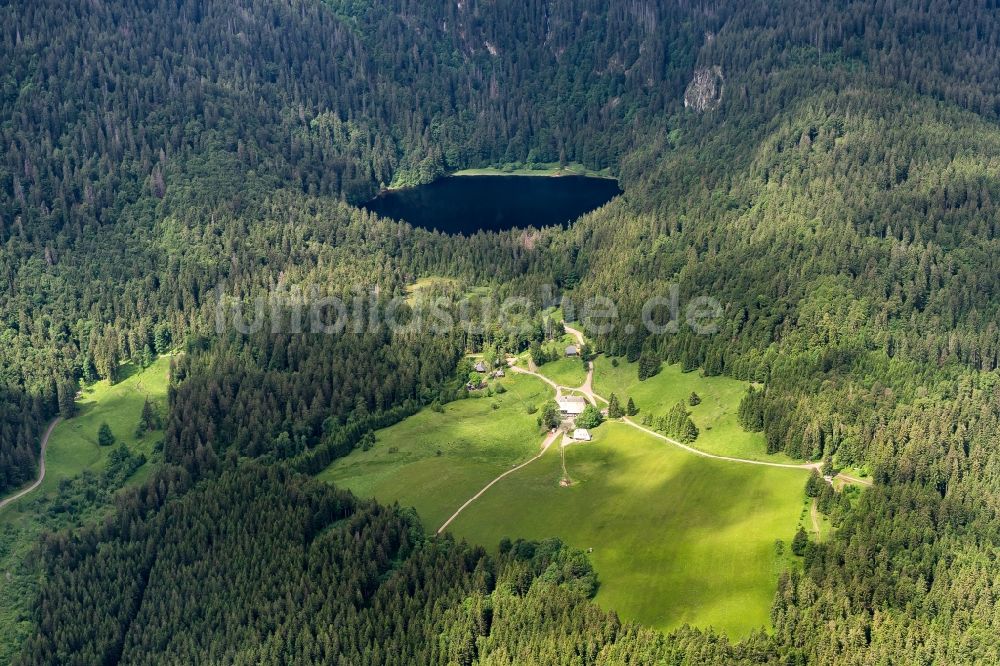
<box><xmin>404</xmin><ymin>276</ymin><xmax>460</xmax><ymax>304</ymax></box>
<box><xmin>537</xmin><ymin>356</ymin><xmax>588</xmax><ymax>389</ymax></box>
<box><xmin>446</xmin><ymin>421</ymin><xmax>807</xmax><ymax>638</ymax></box>
<box><xmin>451</xmin><ymin>162</ymin><xmax>614</xmax><ymax>179</ymax></box>
<box><xmin>0</xmin><ymin>356</ymin><xmax>171</xmax><ymax>662</ymax></box>
<box><xmin>535</xmin><ymin>335</ymin><xmax>588</xmax><ymax>388</ymax></box>
<box><xmin>833</xmin><ymin>465</ymin><xmax>872</xmax><ymax>485</ymax></box>
<box><xmin>593</xmin><ymin>357</ymin><xmax>798</xmax><ymax>464</ymax></box>
<box><xmin>318</xmin><ymin>372</ymin><xmax>554</xmax><ymax>532</ymax></box>
<box><xmin>322</xmin><ymin>353</ymin><xmax>807</xmax><ymax>637</ymax></box>
<box><xmin>0</xmin><ymin>354</ymin><xmax>171</xmax><ymax>516</ymax></box>
<box><xmin>803</xmin><ymin>498</ymin><xmax>833</xmax><ymax>543</ymax></box>
<box><xmin>404</xmin><ymin>276</ymin><xmax>491</xmax><ymax>306</ymax></box>
<box><xmin>41</xmin><ymin>357</ymin><xmax>171</xmax><ymax>494</ymax></box>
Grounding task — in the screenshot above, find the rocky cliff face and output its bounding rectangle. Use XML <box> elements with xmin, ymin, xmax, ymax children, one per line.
<box><xmin>684</xmin><ymin>65</ymin><xmax>724</xmax><ymax>111</ymax></box>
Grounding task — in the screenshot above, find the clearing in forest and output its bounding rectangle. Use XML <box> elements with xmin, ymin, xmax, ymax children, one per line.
<box><xmin>445</xmin><ymin>422</ymin><xmax>804</xmax><ymax>638</ymax></box>
<box><xmin>321</xmin><ymin>355</ymin><xmax>807</xmax><ymax>638</ymax></box>
<box><xmin>0</xmin><ymin>356</ymin><xmax>172</xmax><ymax>662</ymax></box>
<box><xmin>593</xmin><ymin>357</ymin><xmax>799</xmax><ymax>463</ymax></box>
<box><xmin>318</xmin><ymin>372</ymin><xmax>554</xmax><ymax>532</ymax></box>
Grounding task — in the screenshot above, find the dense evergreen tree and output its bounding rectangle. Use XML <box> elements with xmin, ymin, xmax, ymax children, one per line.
<box><xmin>790</xmin><ymin>527</ymin><xmax>808</xmax><ymax>557</ymax></box>
<box><xmin>6</xmin><ymin>0</ymin><xmax>1000</xmax><ymax>662</ymax></box>
<box><xmin>607</xmin><ymin>393</ymin><xmax>624</xmax><ymax>419</ymax></box>
<box><xmin>637</xmin><ymin>353</ymin><xmax>662</xmax><ymax>381</ymax></box>
<box><xmin>651</xmin><ymin>401</ymin><xmax>700</xmax><ymax>444</ymax></box>
<box><xmin>97</xmin><ymin>423</ymin><xmax>115</xmax><ymax>448</ymax></box>
<box><xmin>626</xmin><ymin>397</ymin><xmax>638</xmax><ymax>417</ymax></box>
<box><xmin>737</xmin><ymin>387</ymin><xmax>766</xmax><ymax>432</ymax></box>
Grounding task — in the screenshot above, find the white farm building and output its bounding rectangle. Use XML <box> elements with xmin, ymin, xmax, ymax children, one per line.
<box><xmin>558</xmin><ymin>395</ymin><xmax>587</xmax><ymax>416</ymax></box>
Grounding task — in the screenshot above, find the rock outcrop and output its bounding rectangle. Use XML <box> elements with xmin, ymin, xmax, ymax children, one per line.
<box><xmin>683</xmin><ymin>65</ymin><xmax>724</xmax><ymax>112</ymax></box>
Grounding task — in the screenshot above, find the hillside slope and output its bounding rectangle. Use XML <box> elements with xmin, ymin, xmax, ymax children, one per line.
<box><xmin>4</xmin><ymin>0</ymin><xmax>1000</xmax><ymax>662</ymax></box>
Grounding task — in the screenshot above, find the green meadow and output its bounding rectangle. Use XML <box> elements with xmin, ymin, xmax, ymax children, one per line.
<box><xmin>446</xmin><ymin>422</ymin><xmax>806</xmax><ymax>638</ymax></box>
<box><xmin>43</xmin><ymin>357</ymin><xmax>171</xmax><ymax>494</ymax></box>
<box><xmin>0</xmin><ymin>356</ymin><xmax>171</xmax><ymax>662</ymax></box>
<box><xmin>537</xmin><ymin>356</ymin><xmax>588</xmax><ymax>389</ymax></box>
<box><xmin>535</xmin><ymin>335</ymin><xmax>589</xmax><ymax>388</ymax></box>
<box><xmin>1</xmin><ymin>354</ymin><xmax>171</xmax><ymax>519</ymax></box>
<box><xmin>321</xmin><ymin>352</ymin><xmax>808</xmax><ymax>638</ymax></box>
<box><xmin>318</xmin><ymin>372</ymin><xmax>554</xmax><ymax>532</ymax></box>
<box><xmin>404</xmin><ymin>276</ymin><xmax>460</xmax><ymax>304</ymax></box>
<box><xmin>593</xmin><ymin>357</ymin><xmax>798</xmax><ymax>464</ymax></box>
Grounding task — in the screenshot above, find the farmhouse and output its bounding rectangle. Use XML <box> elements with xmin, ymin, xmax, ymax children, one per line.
<box><xmin>558</xmin><ymin>395</ymin><xmax>587</xmax><ymax>415</ymax></box>
<box><xmin>565</xmin><ymin>345</ymin><xmax>579</xmax><ymax>357</ymax></box>
<box><xmin>572</xmin><ymin>428</ymin><xmax>592</xmax><ymax>441</ymax></box>
<box><xmin>474</xmin><ymin>361</ymin><xmax>487</xmax><ymax>373</ymax></box>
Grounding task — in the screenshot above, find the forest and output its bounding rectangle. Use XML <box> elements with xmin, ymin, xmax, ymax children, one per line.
<box><xmin>3</xmin><ymin>0</ymin><xmax>1000</xmax><ymax>662</ymax></box>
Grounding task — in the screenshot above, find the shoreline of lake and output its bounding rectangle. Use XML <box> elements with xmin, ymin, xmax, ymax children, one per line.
<box><xmin>381</xmin><ymin>163</ymin><xmax>615</xmax><ymax>194</ymax></box>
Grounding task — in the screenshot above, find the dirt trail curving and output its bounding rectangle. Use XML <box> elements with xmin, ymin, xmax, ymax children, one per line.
<box><xmin>0</xmin><ymin>418</ymin><xmax>61</xmax><ymax>512</ymax></box>
<box><xmin>436</xmin><ymin>429</ymin><xmax>560</xmax><ymax>534</ymax></box>
<box><xmin>438</xmin><ymin>326</ymin><xmax>868</xmax><ymax>535</ymax></box>
<box><xmin>513</xmin><ymin>342</ymin><xmax>815</xmax><ymax>471</ymax></box>
<box><xmin>836</xmin><ymin>472</ymin><xmax>873</xmax><ymax>487</ymax></box>
<box><xmin>809</xmin><ymin>499</ymin><xmax>821</xmax><ymax>537</ymax></box>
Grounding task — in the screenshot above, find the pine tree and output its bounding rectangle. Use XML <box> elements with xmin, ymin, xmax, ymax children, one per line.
<box><xmin>98</xmin><ymin>422</ymin><xmax>116</xmax><ymax>447</ymax></box>
<box><xmin>626</xmin><ymin>397</ymin><xmax>638</xmax><ymax>416</ymax></box>
<box><xmin>680</xmin><ymin>418</ymin><xmax>699</xmax><ymax>443</ymax></box>
<box><xmin>95</xmin><ymin>335</ymin><xmax>120</xmax><ymax>384</ymax></box>
<box><xmin>821</xmin><ymin>458</ymin><xmax>835</xmax><ymax>477</ymax></box>
<box><xmin>737</xmin><ymin>387</ymin><xmax>765</xmax><ymax>431</ymax></box>
<box><xmin>607</xmin><ymin>393</ymin><xmax>624</xmax><ymax>418</ymax></box>
<box><xmin>137</xmin><ymin>398</ymin><xmax>163</xmax><ymax>437</ymax></box>
<box><xmin>659</xmin><ymin>401</ymin><xmax>699</xmax><ymax>443</ymax></box>
<box><xmin>637</xmin><ymin>353</ymin><xmax>661</xmax><ymax>381</ymax></box>
<box><xmin>791</xmin><ymin>527</ymin><xmax>808</xmax><ymax>556</ymax></box>
<box><xmin>529</xmin><ymin>341</ymin><xmax>547</xmax><ymax>367</ymax></box>
<box><xmin>805</xmin><ymin>471</ymin><xmax>823</xmax><ymax>497</ymax></box>
<box><xmin>153</xmin><ymin>322</ymin><xmax>172</xmax><ymax>354</ymax></box>
<box><xmin>57</xmin><ymin>380</ymin><xmax>78</xmax><ymax>419</ymax></box>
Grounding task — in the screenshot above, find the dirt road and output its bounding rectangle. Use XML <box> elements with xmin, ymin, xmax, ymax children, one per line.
<box><xmin>438</xmin><ymin>326</ymin><xmax>868</xmax><ymax>536</ymax></box>
<box><xmin>0</xmin><ymin>418</ymin><xmax>61</xmax><ymax>512</ymax></box>
<box><xmin>435</xmin><ymin>428</ymin><xmax>560</xmax><ymax>534</ymax></box>
<box><xmin>513</xmin><ymin>355</ymin><xmax>816</xmax><ymax>471</ymax></box>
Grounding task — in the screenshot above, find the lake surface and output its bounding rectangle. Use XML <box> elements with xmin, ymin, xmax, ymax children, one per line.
<box><xmin>363</xmin><ymin>175</ymin><xmax>622</xmax><ymax>234</ymax></box>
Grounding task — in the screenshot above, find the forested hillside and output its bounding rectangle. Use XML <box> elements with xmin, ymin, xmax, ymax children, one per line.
<box><xmin>21</xmin><ymin>464</ymin><xmax>766</xmax><ymax>665</ymax></box>
<box><xmin>4</xmin><ymin>0</ymin><xmax>1000</xmax><ymax>662</ymax></box>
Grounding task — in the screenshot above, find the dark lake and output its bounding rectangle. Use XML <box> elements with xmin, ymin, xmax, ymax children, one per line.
<box><xmin>362</xmin><ymin>175</ymin><xmax>622</xmax><ymax>234</ymax></box>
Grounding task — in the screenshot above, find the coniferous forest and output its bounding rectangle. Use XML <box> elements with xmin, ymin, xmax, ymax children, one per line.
<box><xmin>4</xmin><ymin>0</ymin><xmax>1000</xmax><ymax>663</ymax></box>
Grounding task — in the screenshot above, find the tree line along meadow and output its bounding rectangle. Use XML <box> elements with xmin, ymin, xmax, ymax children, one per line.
<box><xmin>4</xmin><ymin>0</ymin><xmax>1000</xmax><ymax>662</ymax></box>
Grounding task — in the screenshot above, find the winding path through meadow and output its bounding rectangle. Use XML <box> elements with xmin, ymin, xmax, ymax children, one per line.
<box><xmin>436</xmin><ymin>324</ymin><xmax>869</xmax><ymax>533</ymax></box>
<box><xmin>436</xmin><ymin>429</ymin><xmax>560</xmax><ymax>534</ymax></box>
